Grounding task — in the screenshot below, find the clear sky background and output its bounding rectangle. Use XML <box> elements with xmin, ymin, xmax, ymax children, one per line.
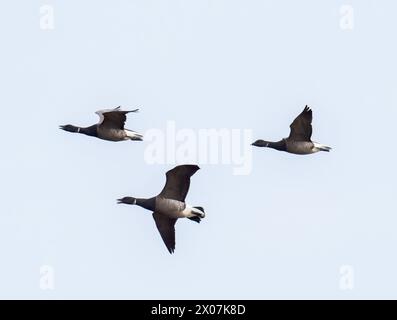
<box><xmin>0</xmin><ymin>0</ymin><xmax>396</xmax><ymax>299</ymax></box>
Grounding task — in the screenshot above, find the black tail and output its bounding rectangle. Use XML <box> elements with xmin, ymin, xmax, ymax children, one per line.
<box><xmin>130</xmin><ymin>136</ymin><xmax>143</xmax><ymax>141</ymax></box>
<box><xmin>188</xmin><ymin>216</ymin><xmax>201</xmax><ymax>223</ymax></box>
<box><xmin>193</xmin><ymin>207</ymin><xmax>205</xmax><ymax>213</ymax></box>
<box><xmin>188</xmin><ymin>207</ymin><xmax>205</xmax><ymax>223</ymax></box>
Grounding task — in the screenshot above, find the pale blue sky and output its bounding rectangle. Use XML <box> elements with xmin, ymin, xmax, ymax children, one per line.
<box><xmin>0</xmin><ymin>0</ymin><xmax>396</xmax><ymax>299</ymax></box>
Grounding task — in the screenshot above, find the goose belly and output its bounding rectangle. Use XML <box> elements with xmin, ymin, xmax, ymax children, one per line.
<box><xmin>97</xmin><ymin>128</ymin><xmax>126</xmax><ymax>141</ymax></box>
<box><xmin>155</xmin><ymin>198</ymin><xmax>189</xmax><ymax>218</ymax></box>
<box><xmin>286</xmin><ymin>141</ymin><xmax>317</xmax><ymax>155</ymax></box>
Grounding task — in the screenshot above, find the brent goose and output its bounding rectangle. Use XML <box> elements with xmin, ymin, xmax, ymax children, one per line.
<box><xmin>117</xmin><ymin>165</ymin><xmax>205</xmax><ymax>254</ymax></box>
<box><xmin>252</xmin><ymin>106</ymin><xmax>331</xmax><ymax>154</ymax></box>
<box><xmin>60</xmin><ymin>107</ymin><xmax>143</xmax><ymax>141</ymax></box>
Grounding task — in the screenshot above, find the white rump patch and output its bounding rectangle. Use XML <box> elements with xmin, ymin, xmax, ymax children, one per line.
<box><xmin>125</xmin><ymin>129</ymin><xmax>143</xmax><ymax>140</ymax></box>
<box><xmin>313</xmin><ymin>142</ymin><xmax>331</xmax><ymax>149</ymax></box>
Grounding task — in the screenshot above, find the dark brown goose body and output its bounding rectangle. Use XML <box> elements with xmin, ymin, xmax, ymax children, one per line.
<box><xmin>117</xmin><ymin>165</ymin><xmax>205</xmax><ymax>254</ymax></box>
<box><xmin>252</xmin><ymin>106</ymin><xmax>331</xmax><ymax>154</ymax></box>
<box><xmin>60</xmin><ymin>107</ymin><xmax>143</xmax><ymax>142</ymax></box>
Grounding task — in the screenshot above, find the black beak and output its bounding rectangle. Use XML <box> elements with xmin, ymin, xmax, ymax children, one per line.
<box><xmin>117</xmin><ymin>199</ymin><xmax>124</xmax><ymax>204</ymax></box>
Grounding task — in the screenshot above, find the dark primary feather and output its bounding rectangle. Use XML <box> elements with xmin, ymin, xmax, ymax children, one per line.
<box><xmin>159</xmin><ymin>165</ymin><xmax>200</xmax><ymax>202</ymax></box>
<box><xmin>152</xmin><ymin>212</ymin><xmax>177</xmax><ymax>254</ymax></box>
<box><xmin>288</xmin><ymin>105</ymin><xmax>313</xmax><ymax>141</ymax></box>
<box><xmin>100</xmin><ymin>107</ymin><xmax>139</xmax><ymax>130</ymax></box>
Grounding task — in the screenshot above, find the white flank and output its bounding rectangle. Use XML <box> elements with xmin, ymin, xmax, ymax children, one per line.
<box><xmin>125</xmin><ymin>129</ymin><xmax>143</xmax><ymax>140</ymax></box>
<box><xmin>184</xmin><ymin>205</ymin><xmax>205</xmax><ymax>218</ymax></box>
<box><xmin>313</xmin><ymin>142</ymin><xmax>332</xmax><ymax>151</ymax></box>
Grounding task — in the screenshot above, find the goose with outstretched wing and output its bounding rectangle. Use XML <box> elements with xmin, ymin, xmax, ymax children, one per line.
<box><xmin>60</xmin><ymin>106</ymin><xmax>143</xmax><ymax>142</ymax></box>
<box><xmin>117</xmin><ymin>165</ymin><xmax>205</xmax><ymax>254</ymax></box>
<box><xmin>252</xmin><ymin>105</ymin><xmax>331</xmax><ymax>154</ymax></box>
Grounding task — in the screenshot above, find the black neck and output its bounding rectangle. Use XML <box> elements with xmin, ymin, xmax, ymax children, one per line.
<box><xmin>136</xmin><ymin>197</ymin><xmax>156</xmax><ymax>211</ymax></box>
<box><xmin>80</xmin><ymin>125</ymin><xmax>98</xmax><ymax>137</ymax></box>
<box><xmin>268</xmin><ymin>140</ymin><xmax>287</xmax><ymax>151</ymax></box>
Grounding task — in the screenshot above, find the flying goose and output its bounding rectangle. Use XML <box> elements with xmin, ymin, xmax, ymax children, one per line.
<box><xmin>117</xmin><ymin>165</ymin><xmax>205</xmax><ymax>254</ymax></box>
<box><xmin>60</xmin><ymin>107</ymin><xmax>143</xmax><ymax>142</ymax></box>
<box><xmin>251</xmin><ymin>106</ymin><xmax>331</xmax><ymax>154</ymax></box>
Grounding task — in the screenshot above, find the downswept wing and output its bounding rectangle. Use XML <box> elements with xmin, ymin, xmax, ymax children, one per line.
<box><xmin>153</xmin><ymin>212</ymin><xmax>177</xmax><ymax>254</ymax></box>
<box><xmin>288</xmin><ymin>105</ymin><xmax>313</xmax><ymax>141</ymax></box>
<box><xmin>96</xmin><ymin>107</ymin><xmax>139</xmax><ymax>129</ymax></box>
<box><xmin>159</xmin><ymin>165</ymin><xmax>200</xmax><ymax>202</ymax></box>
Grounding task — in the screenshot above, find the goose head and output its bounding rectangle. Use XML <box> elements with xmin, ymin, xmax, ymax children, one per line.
<box><xmin>59</xmin><ymin>124</ymin><xmax>80</xmax><ymax>133</ymax></box>
<box><xmin>117</xmin><ymin>197</ymin><xmax>137</xmax><ymax>205</ymax></box>
<box><xmin>251</xmin><ymin>139</ymin><xmax>270</xmax><ymax>147</ymax></box>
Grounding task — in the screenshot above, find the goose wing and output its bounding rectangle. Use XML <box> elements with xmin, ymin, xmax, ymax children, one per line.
<box><xmin>159</xmin><ymin>165</ymin><xmax>200</xmax><ymax>202</ymax></box>
<box><xmin>153</xmin><ymin>212</ymin><xmax>177</xmax><ymax>254</ymax></box>
<box><xmin>96</xmin><ymin>107</ymin><xmax>139</xmax><ymax>129</ymax></box>
<box><xmin>288</xmin><ymin>105</ymin><xmax>313</xmax><ymax>141</ymax></box>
